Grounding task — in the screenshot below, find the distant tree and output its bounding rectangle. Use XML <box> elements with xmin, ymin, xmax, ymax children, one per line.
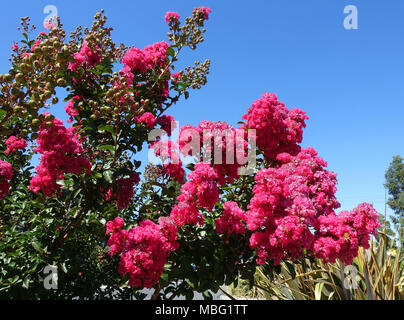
<box><xmin>385</xmin><ymin>155</ymin><xmax>404</xmax><ymax>237</ymax></box>
<box><xmin>378</xmin><ymin>213</ymin><xmax>395</xmax><ymax>237</ymax></box>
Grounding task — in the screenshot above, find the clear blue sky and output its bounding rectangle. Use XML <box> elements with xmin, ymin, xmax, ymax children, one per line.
<box><xmin>1</xmin><ymin>0</ymin><xmax>403</xmax><ymax>221</ymax></box>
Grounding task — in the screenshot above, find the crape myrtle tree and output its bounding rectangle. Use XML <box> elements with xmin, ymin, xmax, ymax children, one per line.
<box><xmin>0</xmin><ymin>7</ymin><xmax>380</xmax><ymax>300</ymax></box>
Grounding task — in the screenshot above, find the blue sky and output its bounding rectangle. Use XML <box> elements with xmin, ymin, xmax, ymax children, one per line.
<box><xmin>1</xmin><ymin>0</ymin><xmax>403</xmax><ymax>221</ymax></box>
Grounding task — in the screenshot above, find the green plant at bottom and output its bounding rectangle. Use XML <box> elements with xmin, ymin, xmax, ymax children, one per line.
<box><xmin>230</xmin><ymin>231</ymin><xmax>404</xmax><ymax>300</ymax></box>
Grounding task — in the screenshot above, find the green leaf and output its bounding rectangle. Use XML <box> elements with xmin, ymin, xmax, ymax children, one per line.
<box><xmin>284</xmin><ymin>261</ymin><xmax>296</xmax><ymax>279</ymax></box>
<box><xmin>167</xmin><ymin>47</ymin><xmax>175</xmax><ymax>57</ymax></box>
<box><xmin>98</xmin><ymin>125</ymin><xmax>115</xmax><ymax>136</ymax></box>
<box><xmin>60</xmin><ymin>263</ymin><xmax>68</xmax><ymax>274</ymax></box>
<box><xmin>315</xmin><ymin>282</ymin><xmax>324</xmax><ymax>300</ymax></box>
<box><xmin>98</xmin><ymin>145</ymin><xmax>115</xmax><ymax>153</ymax></box>
<box><xmin>103</xmin><ymin>170</ymin><xmax>113</xmax><ymax>183</ymax></box>
<box><xmin>202</xmin><ymin>290</ymin><xmax>213</xmax><ymax>300</ymax></box>
<box><xmin>56</xmin><ymin>179</ymin><xmax>65</xmax><ymax>187</ymax></box>
<box><xmin>22</xmin><ymin>277</ymin><xmax>30</xmax><ymax>289</ymax></box>
<box><xmin>10</xmin><ymin>275</ymin><xmax>19</xmax><ymax>284</ymax></box>
<box><xmin>32</xmin><ymin>239</ymin><xmax>43</xmax><ymax>253</ymax></box>
<box><xmin>73</xmin><ymin>188</ymin><xmax>82</xmax><ymax>199</ymax></box>
<box><xmin>186</xmin><ymin>163</ymin><xmax>195</xmax><ymax>171</ymax></box>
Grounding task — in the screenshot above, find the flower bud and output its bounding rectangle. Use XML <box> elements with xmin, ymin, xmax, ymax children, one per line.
<box><xmin>21</xmin><ymin>129</ymin><xmax>28</xmax><ymax>137</ymax></box>
<box><xmin>3</xmin><ymin>74</ymin><xmax>12</xmax><ymax>82</ymax></box>
<box><xmin>53</xmin><ymin>40</ymin><xmax>61</xmax><ymax>48</ymax></box>
<box><xmin>20</xmin><ymin>63</ymin><xmax>30</xmax><ymax>72</ymax></box>
<box><xmin>45</xmin><ymin>114</ymin><xmax>55</xmax><ymax>121</ymax></box>
<box><xmin>56</xmin><ymin>78</ymin><xmax>66</xmax><ymax>86</ymax></box>
<box><xmin>33</xmin><ymin>60</ymin><xmax>40</xmax><ymax>69</ymax></box>
<box><xmin>13</xmin><ymin>105</ymin><xmax>23</xmax><ymax>114</ymax></box>
<box><xmin>15</xmin><ymin>73</ymin><xmax>24</xmax><ymax>82</ymax></box>
<box><xmin>34</xmin><ymin>46</ymin><xmax>42</xmax><ymax>55</ymax></box>
<box><xmin>44</xmin><ymin>121</ymin><xmax>53</xmax><ymax>129</ymax></box>
<box><xmin>31</xmin><ymin>119</ymin><xmax>41</xmax><ymax>127</ymax></box>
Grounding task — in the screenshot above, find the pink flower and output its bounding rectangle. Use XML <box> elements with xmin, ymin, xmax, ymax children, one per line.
<box><xmin>30</xmin><ymin>40</ymin><xmax>41</xmax><ymax>53</ymax></box>
<box><xmin>136</xmin><ymin>112</ymin><xmax>156</xmax><ymax>129</ymax></box>
<box><xmin>28</xmin><ymin>114</ymin><xmax>91</xmax><ymax>197</ymax></box>
<box><xmin>178</xmin><ymin>121</ymin><xmax>247</xmax><ymax>185</ymax></box>
<box><xmin>43</xmin><ymin>20</ymin><xmax>55</xmax><ymax>30</ymax></box>
<box><xmin>4</xmin><ymin>136</ymin><xmax>27</xmax><ymax>155</ymax></box>
<box><xmin>165</xmin><ymin>11</ymin><xmax>180</xmax><ymax>23</ymax></box>
<box><xmin>170</xmin><ymin>201</ymin><xmax>203</xmax><ymax>227</ymax></box>
<box><xmin>241</xmin><ymin>93</ymin><xmax>308</xmax><ymax>160</ymax></box>
<box><xmin>107</xmin><ymin>229</ymin><xmax>128</xmax><ymax>257</ymax></box>
<box><xmin>172</xmin><ymin>72</ymin><xmax>181</xmax><ymax>82</ymax></box>
<box><xmin>64</xmin><ymin>96</ymin><xmax>81</xmax><ymax>122</ymax></box>
<box><xmin>107</xmin><ymin>218</ymin><xmax>178</xmax><ymax>288</ymax></box>
<box><xmin>122</xmin><ymin>47</ymin><xmax>147</xmax><ymax>73</ymax></box>
<box><xmin>244</xmin><ymin>147</ymin><xmax>341</xmax><ymax>265</ymax></box>
<box><xmin>156</xmin><ymin>115</ymin><xmax>176</xmax><ymax>136</ymax></box>
<box><xmin>10</xmin><ymin>44</ymin><xmax>18</xmax><ymax>52</ymax></box>
<box><xmin>106</xmin><ymin>217</ymin><xmax>125</xmax><ymax>234</ymax></box>
<box><xmin>170</xmin><ymin>163</ymin><xmax>219</xmax><ymax>226</ymax></box>
<box><xmin>144</xmin><ymin>41</ymin><xmax>169</xmax><ymax>69</ymax></box>
<box><xmin>163</xmin><ymin>162</ymin><xmax>185</xmax><ymax>184</ymax></box>
<box><xmin>312</xmin><ymin>203</ymin><xmax>380</xmax><ymax>264</ymax></box>
<box><xmin>105</xmin><ymin>173</ymin><xmax>140</xmax><ymax>210</ymax></box>
<box><xmin>0</xmin><ymin>160</ymin><xmax>13</xmax><ymax>199</ymax></box>
<box><xmin>215</xmin><ymin>202</ymin><xmax>246</xmax><ymax>235</ymax></box>
<box><xmin>122</xmin><ymin>41</ymin><xmax>170</xmax><ymax>73</ymax></box>
<box><xmin>68</xmin><ymin>40</ymin><xmax>101</xmax><ymax>72</ymax></box>
<box><xmin>193</xmin><ymin>6</ymin><xmax>212</xmax><ymax>20</ymax></box>
<box><xmin>150</xmin><ymin>139</ymin><xmax>179</xmax><ymax>161</ymax></box>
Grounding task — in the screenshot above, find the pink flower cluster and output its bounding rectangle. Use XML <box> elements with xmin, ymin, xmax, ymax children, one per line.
<box><xmin>150</xmin><ymin>139</ymin><xmax>185</xmax><ymax>184</ymax></box>
<box><xmin>246</xmin><ymin>147</ymin><xmax>341</xmax><ymax>265</ymax></box>
<box><xmin>242</xmin><ymin>93</ymin><xmax>308</xmax><ymax>160</ymax></box>
<box><xmin>165</xmin><ymin>11</ymin><xmax>180</xmax><ymax>23</ymax></box>
<box><xmin>156</xmin><ymin>114</ymin><xmax>176</xmax><ymax>136</ymax></box>
<box><xmin>151</xmin><ymin>139</ymin><xmax>179</xmax><ymax>162</ymax></box>
<box><xmin>43</xmin><ymin>20</ymin><xmax>55</xmax><ymax>30</ymax></box>
<box><xmin>30</xmin><ymin>40</ymin><xmax>41</xmax><ymax>53</ymax></box>
<box><xmin>4</xmin><ymin>136</ymin><xmax>27</xmax><ymax>155</ymax></box>
<box><xmin>135</xmin><ymin>112</ymin><xmax>155</xmax><ymax>129</ymax></box>
<box><xmin>170</xmin><ymin>163</ymin><xmax>219</xmax><ymax>226</ymax></box>
<box><xmin>122</xmin><ymin>41</ymin><xmax>169</xmax><ymax>74</ymax></box>
<box><xmin>193</xmin><ymin>6</ymin><xmax>212</xmax><ymax>20</ymax></box>
<box><xmin>65</xmin><ymin>96</ymin><xmax>81</xmax><ymax>123</ymax></box>
<box><xmin>178</xmin><ymin>121</ymin><xmax>247</xmax><ymax>185</ymax></box>
<box><xmin>0</xmin><ymin>160</ymin><xmax>13</xmax><ymax>199</ymax></box>
<box><xmin>29</xmin><ymin>115</ymin><xmax>91</xmax><ymax>197</ymax></box>
<box><xmin>172</xmin><ymin>72</ymin><xmax>181</xmax><ymax>82</ymax></box>
<box><xmin>312</xmin><ymin>203</ymin><xmax>380</xmax><ymax>264</ymax></box>
<box><xmin>68</xmin><ymin>40</ymin><xmax>101</xmax><ymax>72</ymax></box>
<box><xmin>105</xmin><ymin>173</ymin><xmax>140</xmax><ymax>211</ymax></box>
<box><xmin>215</xmin><ymin>201</ymin><xmax>246</xmax><ymax>235</ymax></box>
<box><xmin>163</xmin><ymin>162</ymin><xmax>185</xmax><ymax>184</ymax></box>
<box><xmin>106</xmin><ymin>217</ymin><xmax>178</xmax><ymax>288</ymax></box>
